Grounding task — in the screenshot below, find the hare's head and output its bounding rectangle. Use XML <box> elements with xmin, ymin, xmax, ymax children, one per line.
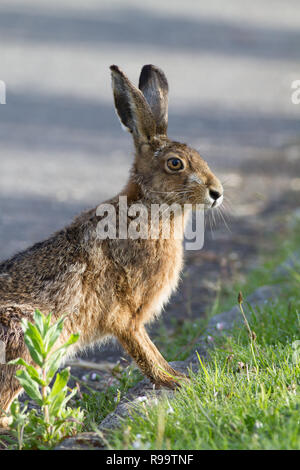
<box><xmin>111</xmin><ymin>65</ymin><xmax>223</xmax><ymax>209</ymax></box>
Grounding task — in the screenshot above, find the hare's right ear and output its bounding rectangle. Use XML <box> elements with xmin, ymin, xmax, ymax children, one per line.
<box><xmin>138</xmin><ymin>65</ymin><xmax>169</xmax><ymax>136</ymax></box>
<box><xmin>110</xmin><ymin>65</ymin><xmax>156</xmax><ymax>143</ymax></box>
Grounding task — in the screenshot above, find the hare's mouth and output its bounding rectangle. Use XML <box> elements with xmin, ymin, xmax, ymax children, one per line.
<box><xmin>212</xmin><ymin>194</ymin><xmax>223</xmax><ymax>208</ymax></box>
<box><xmin>205</xmin><ymin>193</ymin><xmax>223</xmax><ymax>209</ymax></box>
<box><xmin>206</xmin><ymin>187</ymin><xmax>223</xmax><ymax>209</ymax></box>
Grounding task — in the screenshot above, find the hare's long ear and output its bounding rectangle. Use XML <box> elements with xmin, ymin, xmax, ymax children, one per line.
<box><xmin>110</xmin><ymin>65</ymin><xmax>156</xmax><ymax>143</ymax></box>
<box><xmin>138</xmin><ymin>65</ymin><xmax>169</xmax><ymax>136</ymax></box>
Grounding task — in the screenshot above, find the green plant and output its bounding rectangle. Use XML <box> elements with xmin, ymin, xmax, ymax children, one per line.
<box><xmin>7</xmin><ymin>309</ymin><xmax>84</xmax><ymax>449</ymax></box>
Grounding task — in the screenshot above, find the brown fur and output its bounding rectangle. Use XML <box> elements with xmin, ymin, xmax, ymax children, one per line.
<box><xmin>0</xmin><ymin>65</ymin><xmax>223</xmax><ymax>425</ymax></box>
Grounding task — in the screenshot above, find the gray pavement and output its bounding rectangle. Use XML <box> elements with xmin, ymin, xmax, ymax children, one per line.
<box><xmin>1</xmin><ymin>1</ymin><xmax>300</xmax><ymax>366</ymax></box>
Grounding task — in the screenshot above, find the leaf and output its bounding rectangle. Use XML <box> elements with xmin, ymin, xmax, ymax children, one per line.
<box><xmin>33</xmin><ymin>309</ymin><xmax>45</xmax><ymax>337</ymax></box>
<box><xmin>21</xmin><ymin>317</ymin><xmax>46</xmax><ymax>365</ymax></box>
<box><xmin>26</xmin><ymin>322</ymin><xmax>45</xmax><ymax>355</ymax></box>
<box><xmin>48</xmin><ymin>368</ymin><xmax>70</xmax><ymax>400</ymax></box>
<box><xmin>63</xmin><ymin>333</ymin><xmax>80</xmax><ymax>348</ymax></box>
<box><xmin>48</xmin><ymin>390</ymin><xmax>66</xmax><ymax>417</ymax></box>
<box><xmin>22</xmin><ymin>335</ymin><xmax>44</xmax><ymax>367</ymax></box>
<box><xmin>49</xmin><ymin>386</ymin><xmax>78</xmax><ymax>418</ymax></box>
<box><xmin>45</xmin><ymin>352</ymin><xmax>66</xmax><ymax>383</ymax></box>
<box><xmin>8</xmin><ymin>357</ymin><xmax>31</xmax><ymax>368</ymax></box>
<box><xmin>46</xmin><ymin>333</ymin><xmax>79</xmax><ymax>381</ymax></box>
<box><xmin>45</xmin><ymin>312</ymin><xmax>52</xmax><ymax>330</ymax></box>
<box><xmin>43</xmin><ymin>317</ymin><xmax>65</xmax><ymax>354</ymax></box>
<box><xmin>8</xmin><ymin>358</ymin><xmax>46</xmax><ymax>386</ymax></box>
<box><xmin>61</xmin><ymin>387</ymin><xmax>78</xmax><ymax>409</ymax></box>
<box><xmin>15</xmin><ymin>369</ymin><xmax>43</xmax><ymax>406</ymax></box>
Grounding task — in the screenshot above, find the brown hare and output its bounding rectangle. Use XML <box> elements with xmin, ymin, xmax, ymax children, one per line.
<box><xmin>0</xmin><ymin>65</ymin><xmax>223</xmax><ymax>426</ymax></box>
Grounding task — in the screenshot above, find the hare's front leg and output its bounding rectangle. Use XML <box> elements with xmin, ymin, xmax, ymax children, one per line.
<box><xmin>117</xmin><ymin>326</ymin><xmax>186</xmax><ymax>389</ymax></box>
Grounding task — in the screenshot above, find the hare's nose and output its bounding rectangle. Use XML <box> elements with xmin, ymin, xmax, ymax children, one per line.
<box><xmin>209</xmin><ymin>189</ymin><xmax>222</xmax><ymax>201</ymax></box>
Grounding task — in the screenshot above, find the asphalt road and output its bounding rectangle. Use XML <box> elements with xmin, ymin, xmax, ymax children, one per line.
<box><xmin>1</xmin><ymin>0</ymin><xmax>300</xmax><ymax>366</ymax></box>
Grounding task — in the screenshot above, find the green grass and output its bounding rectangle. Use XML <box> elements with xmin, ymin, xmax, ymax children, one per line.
<box><xmin>106</xmin><ymin>267</ymin><xmax>300</xmax><ymax>449</ymax></box>
<box><xmin>211</xmin><ymin>216</ymin><xmax>300</xmax><ymax>316</ymax></box>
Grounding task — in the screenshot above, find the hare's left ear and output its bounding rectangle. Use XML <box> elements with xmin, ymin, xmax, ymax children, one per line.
<box><xmin>110</xmin><ymin>65</ymin><xmax>156</xmax><ymax>143</ymax></box>
<box><xmin>139</xmin><ymin>65</ymin><xmax>169</xmax><ymax>136</ymax></box>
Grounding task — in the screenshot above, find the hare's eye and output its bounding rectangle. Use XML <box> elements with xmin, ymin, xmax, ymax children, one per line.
<box><xmin>166</xmin><ymin>158</ymin><xmax>184</xmax><ymax>172</ymax></box>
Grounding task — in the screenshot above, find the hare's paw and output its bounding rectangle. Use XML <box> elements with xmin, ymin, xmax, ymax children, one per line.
<box><xmin>153</xmin><ymin>371</ymin><xmax>190</xmax><ymax>390</ymax></box>
<box><xmin>168</xmin><ymin>367</ymin><xmax>191</xmax><ymax>384</ymax></box>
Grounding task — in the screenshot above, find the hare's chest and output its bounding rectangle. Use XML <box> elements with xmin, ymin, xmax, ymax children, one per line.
<box><xmin>107</xmin><ymin>238</ymin><xmax>184</xmax><ymax>323</ymax></box>
<box><xmin>137</xmin><ymin>240</ymin><xmax>184</xmax><ymax>323</ymax></box>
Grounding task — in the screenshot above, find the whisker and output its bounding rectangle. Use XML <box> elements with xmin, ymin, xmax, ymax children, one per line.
<box><xmin>222</xmin><ymin>198</ymin><xmax>235</xmax><ymax>215</ymax></box>
<box><xmin>212</xmin><ymin>207</ymin><xmax>217</xmax><ymax>229</ymax></box>
<box><xmin>218</xmin><ymin>206</ymin><xmax>231</xmax><ymax>233</ymax></box>
<box><xmin>220</xmin><ymin>177</ymin><xmax>232</xmax><ymax>187</ymax></box>
<box><xmin>207</xmin><ymin>210</ymin><xmax>215</xmax><ymax>239</ymax></box>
